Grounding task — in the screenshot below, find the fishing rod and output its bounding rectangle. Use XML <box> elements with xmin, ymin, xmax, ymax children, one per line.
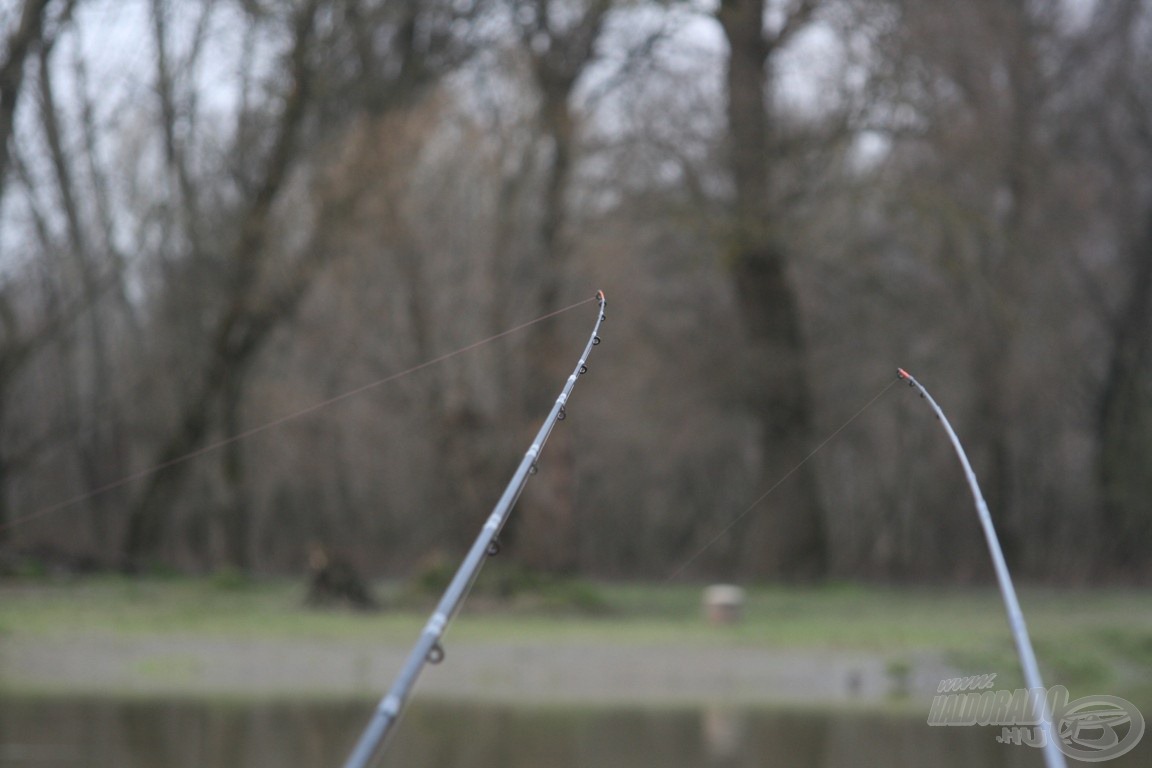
<box><xmin>897</xmin><ymin>368</ymin><xmax>1066</xmax><ymax>768</ymax></box>
<box><xmin>342</xmin><ymin>291</ymin><xmax>607</xmax><ymax>768</ymax></box>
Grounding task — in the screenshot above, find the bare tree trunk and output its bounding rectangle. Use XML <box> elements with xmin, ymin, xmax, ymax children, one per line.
<box><xmin>72</xmin><ymin>45</ymin><xmax>139</xmax><ymax>338</ymax></box>
<box><xmin>121</xmin><ymin>0</ymin><xmax>321</xmax><ymax>571</ymax></box>
<box><xmin>514</xmin><ymin>85</ymin><xmax>580</xmax><ymax>573</ymax></box>
<box><xmin>219</xmin><ymin>365</ymin><xmax>249</xmax><ymax>571</ymax></box>
<box><xmin>37</xmin><ymin>36</ymin><xmax>129</xmax><ymax>561</ymax></box>
<box><xmin>0</xmin><ymin>258</ymin><xmax>99</xmax><ymax>549</ymax></box>
<box><xmin>150</xmin><ymin>0</ymin><xmax>213</xmax><ymax>261</ymax></box>
<box><xmin>506</xmin><ymin>0</ymin><xmax>610</xmax><ymax>574</ymax></box>
<box><xmin>0</xmin><ymin>0</ymin><xmax>53</xmax><ymax>203</ymax></box>
<box><xmin>968</xmin><ymin>321</ymin><xmax>1024</xmax><ymax>573</ymax></box>
<box><xmin>717</xmin><ymin>0</ymin><xmax>826</xmax><ymax>579</ymax></box>
<box><xmin>1080</xmin><ymin>3</ymin><xmax>1152</xmax><ymax>579</ymax></box>
<box><xmin>1096</xmin><ymin>210</ymin><xmax>1152</xmax><ymax>576</ymax></box>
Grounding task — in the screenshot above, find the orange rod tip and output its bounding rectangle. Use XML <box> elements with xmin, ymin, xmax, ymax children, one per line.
<box><xmin>897</xmin><ymin>368</ymin><xmax>910</xmax><ymax>380</ymax></box>
<box><xmin>596</xmin><ymin>290</ymin><xmax>606</xmax><ymax>302</ymax></box>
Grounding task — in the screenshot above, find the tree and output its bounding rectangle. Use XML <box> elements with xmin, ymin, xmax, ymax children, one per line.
<box><xmin>1076</xmin><ymin>0</ymin><xmax>1152</xmax><ymax>577</ymax></box>
<box><xmin>716</xmin><ymin>0</ymin><xmax>827</xmax><ymax>578</ymax></box>
<box><xmin>502</xmin><ymin>0</ymin><xmax>613</xmax><ymax>573</ymax></box>
<box><xmin>0</xmin><ymin>0</ymin><xmax>55</xmax><ymax>203</ymax></box>
<box><xmin>120</xmin><ymin>0</ymin><xmax>325</xmax><ymax>570</ymax></box>
<box><xmin>0</xmin><ymin>0</ymin><xmax>56</xmax><ymax>545</ymax></box>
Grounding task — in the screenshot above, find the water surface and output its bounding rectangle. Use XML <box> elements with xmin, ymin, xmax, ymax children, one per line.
<box><xmin>0</xmin><ymin>696</ymin><xmax>1143</xmax><ymax>767</ymax></box>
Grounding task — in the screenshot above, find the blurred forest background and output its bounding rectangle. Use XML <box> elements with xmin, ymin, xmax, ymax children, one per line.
<box><xmin>0</xmin><ymin>0</ymin><xmax>1149</xmax><ymax>584</ymax></box>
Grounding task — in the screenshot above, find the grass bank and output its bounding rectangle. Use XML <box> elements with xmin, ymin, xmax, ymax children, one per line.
<box><xmin>0</xmin><ymin>575</ymin><xmax>1148</xmax><ymax>705</ymax></box>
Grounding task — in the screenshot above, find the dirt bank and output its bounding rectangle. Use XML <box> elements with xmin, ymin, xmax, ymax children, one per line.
<box><xmin>0</xmin><ymin>631</ymin><xmax>954</xmax><ymax>707</ymax></box>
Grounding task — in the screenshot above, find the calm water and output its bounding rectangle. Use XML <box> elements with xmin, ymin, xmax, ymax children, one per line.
<box><xmin>0</xmin><ymin>696</ymin><xmax>1145</xmax><ymax>767</ymax></box>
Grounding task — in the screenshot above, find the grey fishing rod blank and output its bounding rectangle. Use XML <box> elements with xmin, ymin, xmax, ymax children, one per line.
<box><xmin>897</xmin><ymin>368</ymin><xmax>1067</xmax><ymax>768</ymax></box>
<box><xmin>342</xmin><ymin>291</ymin><xmax>607</xmax><ymax>768</ymax></box>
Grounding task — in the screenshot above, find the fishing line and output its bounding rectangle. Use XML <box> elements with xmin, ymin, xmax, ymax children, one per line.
<box><xmin>666</xmin><ymin>376</ymin><xmax>899</xmax><ymax>581</ymax></box>
<box><xmin>0</xmin><ymin>296</ymin><xmax>597</xmax><ymax>536</ymax></box>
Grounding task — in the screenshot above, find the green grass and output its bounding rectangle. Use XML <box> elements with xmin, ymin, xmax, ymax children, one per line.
<box><xmin>0</xmin><ymin>575</ymin><xmax>1148</xmax><ymax>698</ymax></box>
<box><xmin>0</xmin><ymin>576</ymin><xmax>422</xmax><ymax>642</ymax></box>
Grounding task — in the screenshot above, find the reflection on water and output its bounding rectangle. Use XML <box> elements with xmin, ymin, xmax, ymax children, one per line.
<box><xmin>0</xmin><ymin>696</ymin><xmax>1144</xmax><ymax>767</ymax></box>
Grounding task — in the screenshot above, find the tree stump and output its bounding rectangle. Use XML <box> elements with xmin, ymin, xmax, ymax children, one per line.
<box><xmin>305</xmin><ymin>543</ymin><xmax>378</xmax><ymax>610</ymax></box>
<box><xmin>702</xmin><ymin>584</ymin><xmax>745</xmax><ymax>625</ymax></box>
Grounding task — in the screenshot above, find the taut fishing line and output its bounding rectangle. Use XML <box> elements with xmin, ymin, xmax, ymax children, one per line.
<box><xmin>666</xmin><ymin>376</ymin><xmax>899</xmax><ymax>581</ymax></box>
<box><xmin>0</xmin><ymin>296</ymin><xmax>597</xmax><ymax>536</ymax></box>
